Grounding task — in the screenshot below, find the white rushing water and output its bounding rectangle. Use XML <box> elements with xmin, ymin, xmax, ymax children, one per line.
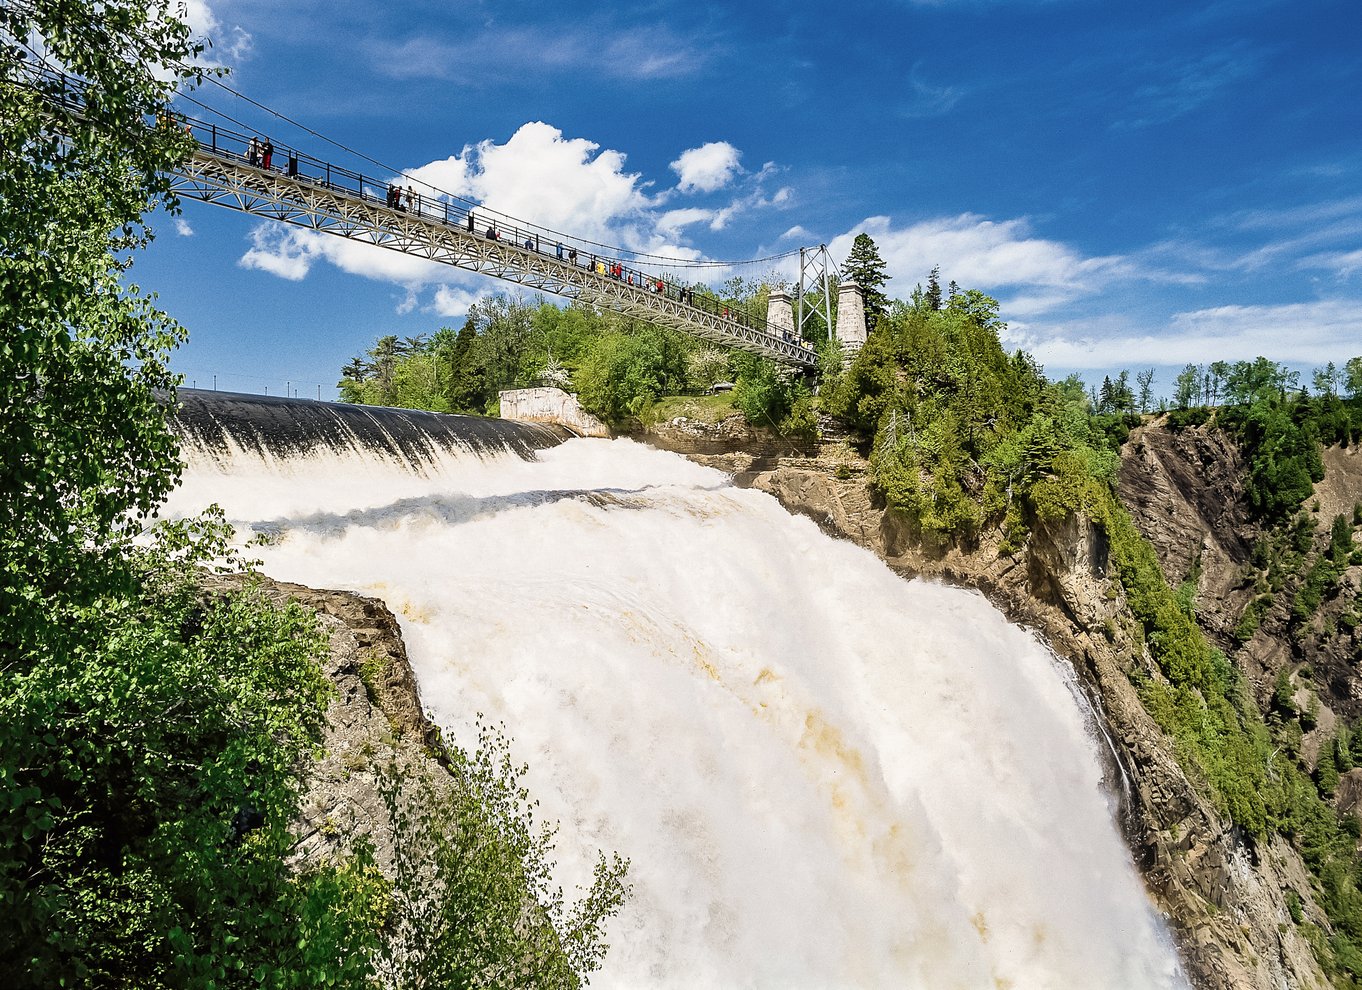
<box><xmin>165</xmin><ymin>433</ymin><xmax>1187</xmax><ymax>989</ymax></box>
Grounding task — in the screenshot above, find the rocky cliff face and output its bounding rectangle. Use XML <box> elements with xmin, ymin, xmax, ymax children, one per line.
<box><xmin>639</xmin><ymin>413</ymin><xmax>1332</xmax><ymax>990</ymax></box>
<box><xmin>202</xmin><ymin>573</ymin><xmax>451</xmax><ymax>877</ymax></box>
<box><xmin>1119</xmin><ymin>424</ymin><xmax>1362</xmax><ymax>729</ymax></box>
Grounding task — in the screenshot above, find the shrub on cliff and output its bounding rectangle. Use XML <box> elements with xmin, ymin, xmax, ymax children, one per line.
<box><xmin>0</xmin><ymin>518</ymin><xmax>380</xmax><ymax>985</ymax></box>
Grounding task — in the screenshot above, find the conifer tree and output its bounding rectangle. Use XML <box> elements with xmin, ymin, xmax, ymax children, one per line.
<box><xmin>925</xmin><ymin>264</ymin><xmax>943</xmax><ymax>311</ymax></box>
<box><xmin>841</xmin><ymin>233</ymin><xmax>890</xmax><ymax>321</ymax></box>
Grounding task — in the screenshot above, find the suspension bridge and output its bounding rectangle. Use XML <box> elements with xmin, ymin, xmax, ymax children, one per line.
<box><xmin>26</xmin><ymin>64</ymin><xmax>875</xmax><ymax>370</ymax></box>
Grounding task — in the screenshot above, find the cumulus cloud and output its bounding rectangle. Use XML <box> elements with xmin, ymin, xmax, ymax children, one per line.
<box><xmin>174</xmin><ymin>218</ymin><xmax>194</xmax><ymax>237</ymax></box>
<box><xmin>431</xmin><ymin>285</ymin><xmax>480</xmax><ymax>318</ymax></box>
<box><xmin>182</xmin><ymin>0</ymin><xmax>253</xmax><ymax>66</ymax></box>
<box><xmin>1011</xmin><ymin>300</ymin><xmax>1362</xmax><ymax>370</ymax></box>
<box><xmin>412</xmin><ymin>122</ymin><xmax>656</xmax><ymax>245</ymax></box>
<box><xmin>671</xmin><ymin>142</ymin><xmax>743</xmax><ymax>194</ymax></box>
<box><xmin>829</xmin><ymin>214</ymin><xmax>1127</xmax><ymax>311</ymax></box>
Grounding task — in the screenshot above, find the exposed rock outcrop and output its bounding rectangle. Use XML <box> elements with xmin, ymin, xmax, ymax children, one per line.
<box><xmin>639</xmin><ymin>413</ymin><xmax>1330</xmax><ymax>990</ymax></box>
<box><xmin>202</xmin><ymin>573</ymin><xmax>448</xmax><ymax>876</ymax></box>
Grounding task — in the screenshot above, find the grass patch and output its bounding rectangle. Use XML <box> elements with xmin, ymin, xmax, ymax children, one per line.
<box><xmin>642</xmin><ymin>392</ymin><xmax>739</xmax><ymax>427</ymax></box>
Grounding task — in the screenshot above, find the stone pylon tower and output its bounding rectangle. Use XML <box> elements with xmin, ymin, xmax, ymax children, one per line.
<box><xmin>835</xmin><ymin>281</ymin><xmax>867</xmax><ymax>354</ymax></box>
<box><xmin>767</xmin><ymin>290</ymin><xmax>795</xmax><ymax>341</ymax></box>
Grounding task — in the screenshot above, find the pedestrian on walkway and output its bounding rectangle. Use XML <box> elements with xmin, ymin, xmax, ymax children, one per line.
<box><xmin>262</xmin><ymin>138</ymin><xmax>274</xmax><ymax>170</ymax></box>
<box><xmin>247</xmin><ymin>136</ymin><xmax>259</xmax><ymax>166</ymax></box>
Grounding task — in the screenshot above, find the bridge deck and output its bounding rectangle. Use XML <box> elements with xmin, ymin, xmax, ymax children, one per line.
<box><xmin>169</xmin><ymin>129</ymin><xmax>818</xmax><ymax>369</ymax></box>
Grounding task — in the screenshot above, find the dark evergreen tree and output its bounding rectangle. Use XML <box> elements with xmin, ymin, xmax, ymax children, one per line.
<box><xmin>925</xmin><ymin>265</ymin><xmax>943</xmax><ymax>311</ymax></box>
<box><xmin>841</xmin><ymin>233</ymin><xmax>890</xmax><ymax>321</ymax></box>
<box><xmin>1099</xmin><ymin>375</ymin><xmax>1117</xmax><ymax>414</ymax></box>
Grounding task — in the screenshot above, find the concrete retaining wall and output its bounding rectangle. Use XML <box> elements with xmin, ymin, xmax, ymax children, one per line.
<box><xmin>499</xmin><ymin>387</ymin><xmax>611</xmax><ymax>438</ymax></box>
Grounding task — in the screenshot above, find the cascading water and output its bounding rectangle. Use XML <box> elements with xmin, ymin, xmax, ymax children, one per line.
<box><xmin>163</xmin><ymin>394</ymin><xmax>1188</xmax><ymax>989</ymax></box>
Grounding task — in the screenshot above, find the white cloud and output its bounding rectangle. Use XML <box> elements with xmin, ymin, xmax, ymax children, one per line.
<box><xmin>182</xmin><ymin>0</ymin><xmax>253</xmax><ymax>66</ymax></box>
<box><xmin>238</xmin><ymin>224</ymin><xmax>451</xmax><ymax>286</ymax></box>
<box><xmin>174</xmin><ymin>218</ymin><xmax>194</xmax><ymax>237</ymax></box>
<box><xmin>1113</xmin><ymin>44</ymin><xmax>1261</xmax><ymax>130</ymax></box>
<box><xmin>829</xmin><ymin>214</ymin><xmax>1127</xmax><ymax>310</ymax></box>
<box><xmin>438</xmin><ymin>122</ymin><xmax>655</xmax><ymax>244</ymax></box>
<box><xmin>239</xmin><ymin>226</ymin><xmax>312</xmax><ymax>281</ymax></box>
<box><xmin>367</xmin><ymin>24</ymin><xmax>705</xmax><ymax>83</ymax></box>
<box><xmin>671</xmin><ymin>142</ymin><xmax>743</xmax><ymax>194</ymax></box>
<box><xmin>657</xmin><ymin>208</ymin><xmax>715</xmax><ymax>236</ymax></box>
<box><xmin>1301</xmin><ymin>248</ymin><xmax>1362</xmax><ymax>279</ymax></box>
<box><xmin>900</xmin><ymin>64</ymin><xmax>964</xmax><ymax>119</ymax></box>
<box><xmin>431</xmin><ymin>286</ymin><xmax>480</xmax><ymax>318</ymax></box>
<box><xmin>1011</xmin><ymin>300</ymin><xmax>1362</xmax><ymax>370</ymax></box>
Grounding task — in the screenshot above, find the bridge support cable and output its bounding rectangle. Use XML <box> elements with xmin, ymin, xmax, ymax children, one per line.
<box><xmin>169</xmin><ymin>141</ymin><xmax>818</xmax><ymax>368</ymax></box>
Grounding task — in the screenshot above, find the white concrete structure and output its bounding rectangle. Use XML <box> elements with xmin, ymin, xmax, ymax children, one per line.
<box><xmin>499</xmin><ymin>387</ymin><xmax>611</xmax><ymax>438</ymax></box>
<box><xmin>835</xmin><ymin>281</ymin><xmax>868</xmax><ymax>353</ymax></box>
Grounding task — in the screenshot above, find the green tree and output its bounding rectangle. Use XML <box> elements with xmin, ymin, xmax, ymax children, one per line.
<box><xmin>1136</xmin><ymin>368</ymin><xmax>1156</xmax><ymax>413</ymax></box>
<box><xmin>1224</xmin><ymin>357</ymin><xmax>1293</xmax><ymax>406</ymax></box>
<box><xmin>924</xmin><ymin>264</ymin><xmax>943</xmax><ymax>311</ymax></box>
<box><xmin>841</xmin><ymin>233</ymin><xmax>890</xmax><ymax>322</ymax></box>
<box><xmin>1</xmin><ymin>0</ymin><xmax>203</xmax><ymax>652</ymax></box>
<box><xmin>0</xmin><ymin>4</ymin><xmax>381</xmax><ymax>981</ymax></box>
<box><xmin>1314</xmin><ymin>361</ymin><xmax>1339</xmax><ymax>397</ymax></box>
<box><xmin>1173</xmin><ymin>364</ymin><xmax>1201</xmax><ymax>409</ymax></box>
<box><xmin>575</xmin><ymin>328</ymin><xmax>686</xmax><ymax>422</ymax></box>
<box><xmin>1345</xmin><ymin>356</ymin><xmax>1362</xmax><ymax>399</ymax></box>
<box><xmin>1207</xmin><ymin>360</ymin><xmax>1229</xmax><ymax>405</ymax></box>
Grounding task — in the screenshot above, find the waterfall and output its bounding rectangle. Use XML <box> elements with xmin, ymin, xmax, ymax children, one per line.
<box><xmin>163</xmin><ymin>398</ymin><xmax>1187</xmax><ymax>989</ymax></box>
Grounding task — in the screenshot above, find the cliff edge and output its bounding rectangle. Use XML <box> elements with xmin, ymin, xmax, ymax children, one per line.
<box><xmin>641</xmin><ymin>413</ymin><xmax>1332</xmax><ymax>990</ymax></box>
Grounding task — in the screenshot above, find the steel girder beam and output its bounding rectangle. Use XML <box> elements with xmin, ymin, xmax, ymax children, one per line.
<box><xmin>169</xmin><ymin>151</ymin><xmax>816</xmax><ymax>369</ymax></box>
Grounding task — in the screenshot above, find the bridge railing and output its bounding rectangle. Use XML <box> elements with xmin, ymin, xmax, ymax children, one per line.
<box><xmin>19</xmin><ymin>63</ymin><xmax>818</xmax><ymax>362</ymax></box>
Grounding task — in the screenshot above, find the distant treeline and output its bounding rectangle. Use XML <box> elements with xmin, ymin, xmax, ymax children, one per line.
<box><xmin>337</xmin><ymin>289</ymin><xmax>828</xmax><ymax>436</ymax></box>
<box><xmin>1087</xmin><ymin>357</ymin><xmax>1362</xmax><ymax>521</ymax></box>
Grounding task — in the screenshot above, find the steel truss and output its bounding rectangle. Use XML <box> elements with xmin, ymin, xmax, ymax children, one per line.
<box><xmin>170</xmin><ymin>151</ymin><xmax>817</xmax><ymax>368</ymax></box>
<box><xmin>796</xmin><ymin>245</ymin><xmax>837</xmax><ymax>348</ymax></box>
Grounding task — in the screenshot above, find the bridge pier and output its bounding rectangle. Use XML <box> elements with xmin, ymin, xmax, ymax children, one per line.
<box><xmin>767</xmin><ymin>290</ymin><xmax>795</xmax><ymax>340</ymax></box>
<box><xmin>835</xmin><ymin>281</ymin><xmax>867</xmax><ymax>356</ymax></box>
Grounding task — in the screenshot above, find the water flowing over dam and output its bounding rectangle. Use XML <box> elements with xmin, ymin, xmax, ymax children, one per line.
<box><xmin>163</xmin><ymin>393</ymin><xmax>1188</xmax><ymax>989</ymax></box>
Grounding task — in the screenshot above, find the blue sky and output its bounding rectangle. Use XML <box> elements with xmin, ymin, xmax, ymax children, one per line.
<box><xmin>139</xmin><ymin>0</ymin><xmax>1362</xmax><ymax>399</ymax></box>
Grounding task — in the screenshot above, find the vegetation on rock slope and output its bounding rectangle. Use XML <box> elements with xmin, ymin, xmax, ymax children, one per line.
<box><xmin>828</xmin><ymin>281</ymin><xmax>1362</xmax><ymax>979</ymax></box>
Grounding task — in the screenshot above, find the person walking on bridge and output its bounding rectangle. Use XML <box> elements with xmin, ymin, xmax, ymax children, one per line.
<box><xmin>247</xmin><ymin>136</ymin><xmax>259</xmax><ymax>167</ymax></box>
<box><xmin>262</xmin><ymin>138</ymin><xmax>274</xmax><ymax>171</ymax></box>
